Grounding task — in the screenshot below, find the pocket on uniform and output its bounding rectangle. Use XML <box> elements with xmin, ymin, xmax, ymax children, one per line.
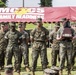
<box><xmin>32</xmin><ymin>42</ymin><xmax>39</xmax><ymax>49</ymax></box>
<box><xmin>60</xmin><ymin>43</ymin><xmax>66</xmax><ymax>47</ymax></box>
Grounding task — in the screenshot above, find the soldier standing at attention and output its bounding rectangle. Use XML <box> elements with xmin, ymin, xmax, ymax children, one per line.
<box><xmin>0</xmin><ymin>23</ymin><xmax>7</xmax><ymax>70</ymax></box>
<box><xmin>30</xmin><ymin>18</ymin><xmax>49</xmax><ymax>75</ymax></box>
<box><xmin>57</xmin><ymin>18</ymin><xmax>75</xmax><ymax>75</ymax></box>
<box><xmin>49</xmin><ymin>22</ymin><xmax>60</xmax><ymax>66</ymax></box>
<box><xmin>71</xmin><ymin>24</ymin><xmax>76</xmax><ymax>70</ymax></box>
<box><xmin>5</xmin><ymin>23</ymin><xmax>22</xmax><ymax>75</ymax></box>
<box><xmin>18</xmin><ymin>24</ymin><xmax>30</xmax><ymax>72</ymax></box>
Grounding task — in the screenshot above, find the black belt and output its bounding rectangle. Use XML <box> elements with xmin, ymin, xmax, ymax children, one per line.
<box><xmin>62</xmin><ymin>39</ymin><xmax>72</xmax><ymax>42</ymax></box>
<box><xmin>34</xmin><ymin>40</ymin><xmax>45</xmax><ymax>42</ymax></box>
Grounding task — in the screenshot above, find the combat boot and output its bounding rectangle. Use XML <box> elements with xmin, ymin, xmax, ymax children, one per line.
<box><xmin>31</xmin><ymin>71</ymin><xmax>35</xmax><ymax>75</ymax></box>
<box><xmin>59</xmin><ymin>70</ymin><xmax>63</xmax><ymax>75</ymax></box>
<box><xmin>25</xmin><ymin>67</ymin><xmax>31</xmax><ymax>72</ymax></box>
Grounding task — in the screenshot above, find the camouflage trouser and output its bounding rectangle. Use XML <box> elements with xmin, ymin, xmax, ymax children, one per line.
<box><xmin>19</xmin><ymin>44</ymin><xmax>29</xmax><ymax>67</ymax></box>
<box><xmin>51</xmin><ymin>50</ymin><xmax>59</xmax><ymax>66</ymax></box>
<box><xmin>6</xmin><ymin>45</ymin><xmax>21</xmax><ymax>71</ymax></box>
<box><xmin>31</xmin><ymin>41</ymin><xmax>48</xmax><ymax>72</ymax></box>
<box><xmin>59</xmin><ymin>41</ymin><xmax>72</xmax><ymax>70</ymax></box>
<box><xmin>0</xmin><ymin>50</ymin><xmax>5</xmax><ymax>67</ymax></box>
<box><xmin>72</xmin><ymin>47</ymin><xmax>76</xmax><ymax>66</ymax></box>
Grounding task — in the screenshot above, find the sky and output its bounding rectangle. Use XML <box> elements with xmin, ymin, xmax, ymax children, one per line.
<box><xmin>7</xmin><ymin>0</ymin><xmax>76</xmax><ymax>7</ymax></box>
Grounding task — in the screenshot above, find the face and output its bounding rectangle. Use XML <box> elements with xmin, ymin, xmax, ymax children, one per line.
<box><xmin>10</xmin><ymin>26</ymin><xmax>15</xmax><ymax>31</ymax></box>
<box><xmin>18</xmin><ymin>27</ymin><xmax>23</xmax><ymax>32</ymax></box>
<box><xmin>36</xmin><ymin>22</ymin><xmax>42</xmax><ymax>27</ymax></box>
<box><xmin>4</xmin><ymin>25</ymin><xmax>9</xmax><ymax>31</ymax></box>
<box><xmin>22</xmin><ymin>25</ymin><xmax>26</xmax><ymax>30</ymax></box>
<box><xmin>61</xmin><ymin>20</ymin><xmax>68</xmax><ymax>26</ymax></box>
<box><xmin>55</xmin><ymin>27</ymin><xmax>60</xmax><ymax>31</ymax></box>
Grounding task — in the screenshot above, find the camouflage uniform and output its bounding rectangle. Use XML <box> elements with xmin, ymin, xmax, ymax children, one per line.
<box><xmin>49</xmin><ymin>25</ymin><xmax>60</xmax><ymax>66</ymax></box>
<box><xmin>72</xmin><ymin>30</ymin><xmax>76</xmax><ymax>67</ymax></box>
<box><xmin>0</xmin><ymin>25</ymin><xmax>7</xmax><ymax>69</ymax></box>
<box><xmin>19</xmin><ymin>30</ymin><xmax>29</xmax><ymax>68</ymax></box>
<box><xmin>57</xmin><ymin>26</ymin><xmax>75</xmax><ymax>74</ymax></box>
<box><xmin>30</xmin><ymin>25</ymin><xmax>49</xmax><ymax>72</ymax></box>
<box><xmin>5</xmin><ymin>24</ymin><xmax>22</xmax><ymax>72</ymax></box>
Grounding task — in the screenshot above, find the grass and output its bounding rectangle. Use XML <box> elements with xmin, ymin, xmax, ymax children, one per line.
<box><xmin>25</xmin><ymin>23</ymin><xmax>55</xmax><ymax>30</ymax></box>
<box><xmin>1</xmin><ymin>48</ymin><xmax>76</xmax><ymax>75</ymax></box>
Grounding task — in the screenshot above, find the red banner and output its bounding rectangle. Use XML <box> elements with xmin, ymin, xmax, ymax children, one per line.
<box><xmin>0</xmin><ymin>7</ymin><xmax>76</xmax><ymax>22</ymax></box>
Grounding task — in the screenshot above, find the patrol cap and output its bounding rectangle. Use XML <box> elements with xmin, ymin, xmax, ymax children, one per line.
<box><xmin>36</xmin><ymin>18</ymin><xmax>42</xmax><ymax>23</ymax></box>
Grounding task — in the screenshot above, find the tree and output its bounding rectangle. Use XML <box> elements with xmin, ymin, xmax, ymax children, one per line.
<box><xmin>0</xmin><ymin>0</ymin><xmax>6</xmax><ymax>7</ymax></box>
<box><xmin>1</xmin><ymin>0</ymin><xmax>7</xmax><ymax>4</ymax></box>
<box><xmin>40</xmin><ymin>0</ymin><xmax>52</xmax><ymax>7</ymax></box>
<box><xmin>40</xmin><ymin>0</ymin><xmax>45</xmax><ymax>7</ymax></box>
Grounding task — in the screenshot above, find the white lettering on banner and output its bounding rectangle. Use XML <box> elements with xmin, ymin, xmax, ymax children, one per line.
<box><xmin>0</xmin><ymin>8</ymin><xmax>44</xmax><ymax>20</ymax></box>
<box><xmin>22</xmin><ymin>15</ymin><xmax>36</xmax><ymax>19</ymax></box>
<box><xmin>0</xmin><ymin>15</ymin><xmax>11</xmax><ymax>19</ymax></box>
<box><xmin>12</xmin><ymin>15</ymin><xmax>15</xmax><ymax>19</ymax></box>
<box><xmin>0</xmin><ymin>8</ymin><xmax>18</xmax><ymax>13</ymax></box>
<box><xmin>0</xmin><ymin>15</ymin><xmax>16</xmax><ymax>19</ymax></box>
<box><xmin>0</xmin><ymin>14</ymin><xmax>44</xmax><ymax>19</ymax></box>
<box><xmin>0</xmin><ymin>8</ymin><xmax>44</xmax><ymax>13</ymax></box>
<box><xmin>16</xmin><ymin>15</ymin><xmax>21</xmax><ymax>19</ymax></box>
<box><xmin>16</xmin><ymin>15</ymin><xmax>44</xmax><ymax>19</ymax></box>
<box><xmin>29</xmin><ymin>8</ymin><xmax>44</xmax><ymax>13</ymax></box>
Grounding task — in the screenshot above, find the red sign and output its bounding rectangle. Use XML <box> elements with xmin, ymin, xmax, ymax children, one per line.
<box><xmin>0</xmin><ymin>7</ymin><xmax>76</xmax><ymax>22</ymax></box>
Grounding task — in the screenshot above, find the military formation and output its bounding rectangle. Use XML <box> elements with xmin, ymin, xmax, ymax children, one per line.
<box><xmin>0</xmin><ymin>18</ymin><xmax>76</xmax><ymax>75</ymax></box>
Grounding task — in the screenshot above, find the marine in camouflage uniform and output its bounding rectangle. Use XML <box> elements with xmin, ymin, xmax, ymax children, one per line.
<box><xmin>71</xmin><ymin>26</ymin><xmax>76</xmax><ymax>69</ymax></box>
<box><xmin>30</xmin><ymin>18</ymin><xmax>49</xmax><ymax>75</ymax></box>
<box><xmin>49</xmin><ymin>23</ymin><xmax>60</xmax><ymax>66</ymax></box>
<box><xmin>5</xmin><ymin>23</ymin><xmax>22</xmax><ymax>75</ymax></box>
<box><xmin>57</xmin><ymin>18</ymin><xmax>75</xmax><ymax>75</ymax></box>
<box><xmin>18</xmin><ymin>24</ymin><xmax>30</xmax><ymax>72</ymax></box>
<box><xmin>0</xmin><ymin>24</ymin><xmax>7</xmax><ymax>70</ymax></box>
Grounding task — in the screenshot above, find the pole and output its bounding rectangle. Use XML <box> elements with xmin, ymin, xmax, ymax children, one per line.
<box><xmin>23</xmin><ymin>0</ymin><xmax>24</xmax><ymax>7</ymax></box>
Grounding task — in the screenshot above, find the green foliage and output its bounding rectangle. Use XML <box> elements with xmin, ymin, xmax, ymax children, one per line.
<box><xmin>45</xmin><ymin>0</ymin><xmax>52</xmax><ymax>7</ymax></box>
<box><xmin>1</xmin><ymin>0</ymin><xmax>7</xmax><ymax>3</ymax></box>
<box><xmin>0</xmin><ymin>0</ymin><xmax>6</xmax><ymax>7</ymax></box>
<box><xmin>25</xmin><ymin>23</ymin><xmax>55</xmax><ymax>30</ymax></box>
<box><xmin>40</xmin><ymin>0</ymin><xmax>52</xmax><ymax>7</ymax></box>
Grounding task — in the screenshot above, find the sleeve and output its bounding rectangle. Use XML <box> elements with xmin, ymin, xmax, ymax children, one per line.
<box><xmin>45</xmin><ymin>29</ymin><xmax>49</xmax><ymax>39</ymax></box>
<box><xmin>25</xmin><ymin>32</ymin><xmax>29</xmax><ymax>39</ymax></box>
<box><xmin>18</xmin><ymin>32</ymin><xmax>22</xmax><ymax>39</ymax></box>
<box><xmin>30</xmin><ymin>29</ymin><xmax>36</xmax><ymax>39</ymax></box>
<box><xmin>4</xmin><ymin>31</ymin><xmax>9</xmax><ymax>39</ymax></box>
<box><xmin>49</xmin><ymin>31</ymin><xmax>54</xmax><ymax>40</ymax></box>
<box><xmin>72</xmin><ymin>29</ymin><xmax>75</xmax><ymax>37</ymax></box>
<box><xmin>56</xmin><ymin>29</ymin><xmax>61</xmax><ymax>40</ymax></box>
